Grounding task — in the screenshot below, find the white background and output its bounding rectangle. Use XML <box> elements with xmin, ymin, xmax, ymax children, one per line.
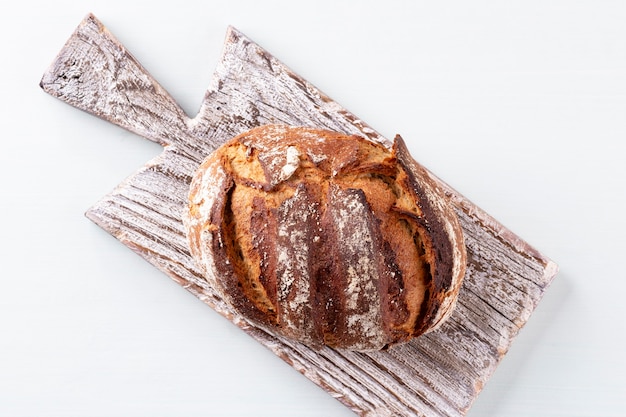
<box><xmin>1</xmin><ymin>1</ymin><xmax>625</xmax><ymax>416</ymax></box>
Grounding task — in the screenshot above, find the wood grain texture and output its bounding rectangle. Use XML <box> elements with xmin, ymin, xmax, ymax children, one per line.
<box><xmin>41</xmin><ymin>14</ymin><xmax>558</xmax><ymax>417</ymax></box>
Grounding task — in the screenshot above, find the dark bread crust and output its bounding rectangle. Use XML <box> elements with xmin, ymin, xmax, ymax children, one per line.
<box><xmin>394</xmin><ymin>135</ymin><xmax>466</xmax><ymax>333</ymax></box>
<box><xmin>184</xmin><ymin>125</ymin><xmax>466</xmax><ymax>351</ymax></box>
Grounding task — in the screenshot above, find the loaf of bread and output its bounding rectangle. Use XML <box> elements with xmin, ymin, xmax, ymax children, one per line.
<box><xmin>184</xmin><ymin>125</ymin><xmax>466</xmax><ymax>351</ymax></box>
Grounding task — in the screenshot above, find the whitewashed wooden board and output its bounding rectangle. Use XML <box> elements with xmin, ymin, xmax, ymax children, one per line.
<box><xmin>40</xmin><ymin>14</ymin><xmax>558</xmax><ymax>417</ymax></box>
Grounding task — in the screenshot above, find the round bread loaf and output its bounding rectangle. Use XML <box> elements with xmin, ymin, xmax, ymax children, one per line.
<box><xmin>184</xmin><ymin>125</ymin><xmax>466</xmax><ymax>351</ymax></box>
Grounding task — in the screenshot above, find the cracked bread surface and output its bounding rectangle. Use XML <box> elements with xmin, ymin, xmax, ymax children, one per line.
<box><xmin>185</xmin><ymin>125</ymin><xmax>466</xmax><ymax>351</ymax></box>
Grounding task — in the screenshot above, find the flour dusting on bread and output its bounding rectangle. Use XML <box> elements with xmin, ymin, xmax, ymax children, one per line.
<box><xmin>185</xmin><ymin>125</ymin><xmax>466</xmax><ymax>351</ymax></box>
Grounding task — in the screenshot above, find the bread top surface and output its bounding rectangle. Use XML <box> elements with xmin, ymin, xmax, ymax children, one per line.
<box><xmin>185</xmin><ymin>125</ymin><xmax>466</xmax><ymax>351</ymax></box>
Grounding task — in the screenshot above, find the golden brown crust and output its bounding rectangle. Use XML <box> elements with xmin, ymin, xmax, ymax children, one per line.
<box><xmin>184</xmin><ymin>125</ymin><xmax>466</xmax><ymax>351</ymax></box>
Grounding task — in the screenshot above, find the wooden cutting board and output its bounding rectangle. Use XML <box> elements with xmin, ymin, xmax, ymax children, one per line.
<box><xmin>40</xmin><ymin>14</ymin><xmax>558</xmax><ymax>417</ymax></box>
